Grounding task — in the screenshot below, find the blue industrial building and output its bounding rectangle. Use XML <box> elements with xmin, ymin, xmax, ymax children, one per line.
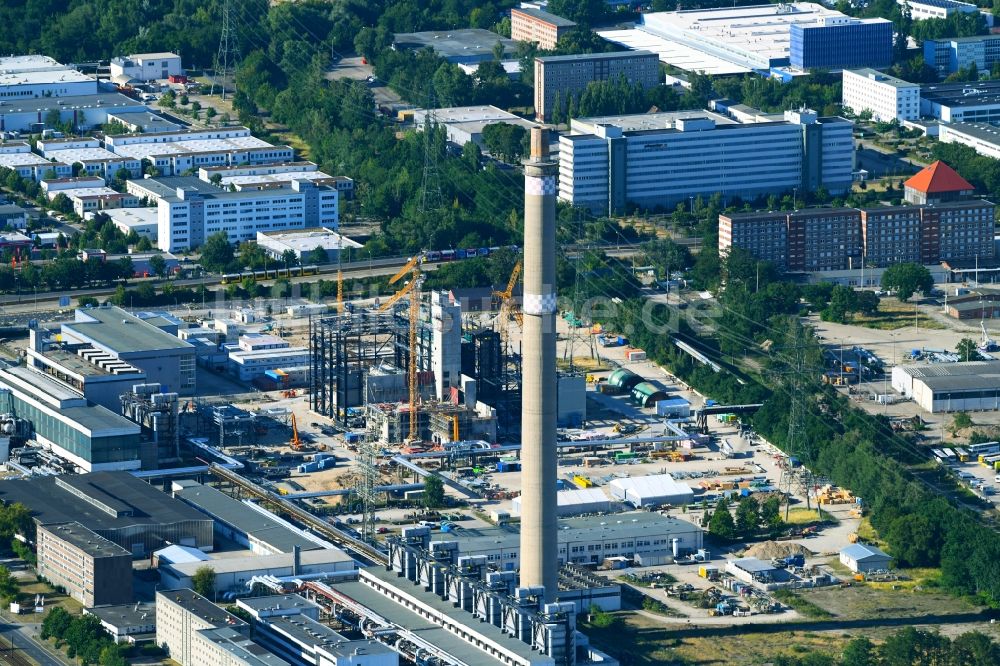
<box><xmin>790</xmin><ymin>20</ymin><xmax>893</xmax><ymax>70</ymax></box>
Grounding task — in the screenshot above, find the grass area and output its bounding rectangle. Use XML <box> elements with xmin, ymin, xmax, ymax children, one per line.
<box><xmin>785</xmin><ymin>507</ymin><xmax>838</xmax><ymax>525</ymax></box>
<box><xmin>582</xmin><ymin>611</ymin><xmax>850</xmax><ymax>665</ymax></box>
<box><xmin>14</xmin><ymin>579</ymin><xmax>80</xmax><ymax>623</ymax></box>
<box><xmin>773</xmin><ymin>589</ymin><xmax>834</xmax><ymax>619</ymax></box>
<box><xmin>855</xmin><ymin>517</ymin><xmax>890</xmax><ymax>551</ymax></box>
<box><xmin>850</xmin><ymin>300</ymin><xmax>944</xmax><ymax>331</ymax></box>
<box><xmin>556</xmin><ymin>357</ymin><xmax>609</xmax><ymax>372</ymax></box>
<box><xmin>794</xmin><ymin>581</ymin><xmax>978</xmax><ymax>621</ymax></box>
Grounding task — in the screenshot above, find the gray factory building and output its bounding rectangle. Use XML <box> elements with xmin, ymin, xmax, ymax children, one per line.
<box><xmin>0</xmin><ymin>472</ymin><xmax>213</xmax><ymax>555</ymax></box>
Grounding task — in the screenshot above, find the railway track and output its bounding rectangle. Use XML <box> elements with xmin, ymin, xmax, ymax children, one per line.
<box><xmin>208</xmin><ymin>464</ymin><xmax>388</xmax><ymax>566</ymax></box>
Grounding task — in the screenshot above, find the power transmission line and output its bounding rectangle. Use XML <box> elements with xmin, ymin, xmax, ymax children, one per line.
<box><xmin>212</xmin><ymin>0</ymin><xmax>241</xmax><ymax>100</ymax></box>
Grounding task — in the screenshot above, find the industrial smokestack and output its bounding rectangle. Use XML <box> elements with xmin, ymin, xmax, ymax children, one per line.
<box><xmin>519</xmin><ymin>126</ymin><xmax>558</xmax><ymax>601</ymax></box>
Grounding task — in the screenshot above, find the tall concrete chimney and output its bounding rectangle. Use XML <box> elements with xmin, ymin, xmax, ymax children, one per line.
<box><xmin>519</xmin><ymin>126</ymin><xmax>558</xmax><ymax>601</ymax></box>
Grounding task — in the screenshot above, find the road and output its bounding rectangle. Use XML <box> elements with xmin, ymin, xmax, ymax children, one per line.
<box><xmin>0</xmin><ymin>619</ymin><xmax>68</xmax><ymax>666</ymax></box>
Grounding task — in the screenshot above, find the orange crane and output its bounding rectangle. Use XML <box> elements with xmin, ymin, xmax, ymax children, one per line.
<box><xmin>380</xmin><ymin>256</ymin><xmax>422</xmax><ymax>444</ymax></box>
<box><xmin>290</xmin><ymin>413</ymin><xmax>302</xmax><ymax>450</ymax></box>
<box><xmin>494</xmin><ymin>260</ymin><xmax>522</xmax><ymax>351</ymax></box>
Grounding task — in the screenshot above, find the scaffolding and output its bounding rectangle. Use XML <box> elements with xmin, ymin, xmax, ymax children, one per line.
<box><xmin>309</xmin><ymin>309</ymin><xmax>431</xmax><ymax>428</ymax></box>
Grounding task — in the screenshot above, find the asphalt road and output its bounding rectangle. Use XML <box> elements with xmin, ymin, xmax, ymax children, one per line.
<box><xmin>0</xmin><ymin>619</ymin><xmax>67</xmax><ymax>666</ymax></box>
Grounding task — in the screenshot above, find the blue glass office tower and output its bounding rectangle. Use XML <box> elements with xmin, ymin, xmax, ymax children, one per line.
<box><xmin>790</xmin><ymin>20</ymin><xmax>893</xmax><ymax>70</ymax></box>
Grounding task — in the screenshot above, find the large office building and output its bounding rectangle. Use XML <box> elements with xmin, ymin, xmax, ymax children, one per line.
<box><xmin>924</xmin><ymin>34</ymin><xmax>1000</xmax><ymax>75</ymax></box>
<box><xmin>0</xmin><ymin>362</ymin><xmax>143</xmax><ymax>471</ymax></box>
<box><xmin>510</xmin><ymin>7</ymin><xmax>576</xmax><ymax>49</ymax></box>
<box><xmin>37</xmin><ymin>522</ymin><xmax>133</xmax><ymax>607</ymax></box>
<box><xmin>199</xmin><ymin>162</ymin><xmax>355</xmax><ymax>199</ymax></box>
<box><xmin>534</xmin><ymin>51</ymin><xmax>660</xmax><ymax>121</ymax></box>
<box><xmin>559</xmin><ymin>109</ymin><xmax>853</xmax><ymax>213</ymax></box>
<box><xmin>921</xmin><ymin>80</ymin><xmax>1000</xmax><ymax>122</ymax></box>
<box><xmin>0</xmin><ymin>56</ymin><xmax>98</xmax><ymax>99</ymax></box>
<box><xmin>598</xmin><ymin>3</ymin><xmax>891</xmax><ymax>75</ymax></box>
<box><xmin>127</xmin><ymin>176</ymin><xmax>338</xmax><ymax>252</ymax></box>
<box><xmin>841</xmin><ymin>69</ymin><xmax>920</xmax><ymax>122</ymax></box>
<box><xmin>110</xmin><ymin>52</ymin><xmax>183</xmax><ymax>82</ymax></box>
<box><xmin>105</xmin><ymin>127</ymin><xmax>294</xmax><ymax>177</ymax></box>
<box><xmin>0</xmin><ymin>472</ymin><xmax>213</xmax><ymax>555</ymax></box>
<box><xmin>59</xmin><ymin>305</ymin><xmax>196</xmax><ymax>394</ymax></box>
<box><xmin>720</xmin><ymin>161</ymin><xmax>995</xmax><ymax>271</ymax></box>
<box><xmin>789</xmin><ymin>14</ymin><xmax>893</xmax><ymax>69</ymax></box>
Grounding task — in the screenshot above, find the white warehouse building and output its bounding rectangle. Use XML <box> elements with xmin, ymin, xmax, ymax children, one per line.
<box><xmin>559</xmin><ymin>109</ymin><xmax>854</xmax><ymax>213</ymax></box>
<box><xmin>110</xmin><ymin>52</ymin><xmax>183</xmax><ymax>82</ymax></box>
<box><xmin>0</xmin><ymin>143</ymin><xmax>71</xmax><ymax>181</ymax></box>
<box><xmin>608</xmin><ymin>474</ymin><xmax>694</xmax><ymax>508</ymax></box>
<box><xmin>0</xmin><ymin>56</ymin><xmax>98</xmax><ymax>99</ymax></box>
<box><xmin>432</xmin><ymin>511</ymin><xmax>703</xmax><ymax>568</ymax></box>
<box><xmin>841</xmin><ymin>68</ymin><xmax>920</xmax><ymax>122</ymax></box>
<box><xmin>892</xmin><ymin>360</ymin><xmax>1000</xmax><ymax>413</ymax></box>
<box><xmin>511</xmin><ymin>487</ymin><xmax>614</xmax><ymax>517</ymax></box>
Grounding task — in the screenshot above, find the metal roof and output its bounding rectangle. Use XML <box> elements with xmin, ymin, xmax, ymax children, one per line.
<box><xmin>166</xmin><ymin>548</ymin><xmax>353</xmax><ymax>577</ymax></box>
<box><xmin>0</xmin><ymin>472</ymin><xmax>209</xmax><ymax>532</ymax></box>
<box><xmin>608</xmin><ymin>474</ymin><xmax>694</xmax><ymax>502</ymax></box>
<box><xmin>173</xmin><ymin>483</ymin><xmax>321</xmax><ymax>554</ymax></box>
<box><xmin>63</xmin><ymin>305</ymin><xmax>193</xmax><ymax>354</ymax></box>
<box><xmin>730</xmin><ymin>557</ymin><xmax>777</xmax><ymax>573</ymax></box>
<box><xmin>85</xmin><ymin>601</ymin><xmax>156</xmax><ymax>629</ymax></box>
<box><xmin>40</xmin><ymin>522</ymin><xmax>131</xmax><ymax>558</ymax></box>
<box><xmin>195</xmin><ymin>627</ymin><xmax>289</xmax><ymax>666</ymax></box>
<box><xmin>158</xmin><ymin>588</ymin><xmax>247</xmax><ymax>628</ymax></box>
<box><xmin>840</xmin><ymin>543</ymin><xmax>890</xmax><ymax>561</ymax></box>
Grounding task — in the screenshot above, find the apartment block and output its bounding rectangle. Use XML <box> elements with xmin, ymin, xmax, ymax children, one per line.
<box><xmin>841</xmin><ymin>69</ymin><xmax>920</xmax><ymax>122</ymax></box>
<box><xmin>718</xmin><ymin>212</ymin><xmax>789</xmax><ymax>270</ymax></box>
<box><xmin>156</xmin><ymin>589</ymin><xmax>249</xmax><ymax>666</ymax></box>
<box><xmin>511</xmin><ymin>7</ymin><xmax>576</xmax><ymax>49</ymax></box>
<box><xmin>534</xmin><ymin>51</ymin><xmax>660</xmax><ymax>121</ymax></box>
<box><xmin>560</xmin><ymin>109</ymin><xmax>853</xmax><ymax>213</ymax></box>
<box><xmin>37</xmin><ymin>522</ymin><xmax>133</xmax><ymax>607</ymax></box>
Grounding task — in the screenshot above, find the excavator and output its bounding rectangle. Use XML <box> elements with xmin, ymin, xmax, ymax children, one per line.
<box><xmin>290</xmin><ymin>413</ymin><xmax>302</xmax><ymax>450</ymax></box>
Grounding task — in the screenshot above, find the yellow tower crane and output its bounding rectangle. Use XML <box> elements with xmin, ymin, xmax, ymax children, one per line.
<box><xmin>380</xmin><ymin>256</ymin><xmax>422</xmax><ymax>444</ymax></box>
<box><xmin>494</xmin><ymin>260</ymin><xmax>522</xmax><ymax>351</ymax></box>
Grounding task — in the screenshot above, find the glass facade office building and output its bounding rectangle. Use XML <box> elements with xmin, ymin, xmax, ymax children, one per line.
<box><xmin>790</xmin><ymin>21</ymin><xmax>893</xmax><ymax>70</ymax></box>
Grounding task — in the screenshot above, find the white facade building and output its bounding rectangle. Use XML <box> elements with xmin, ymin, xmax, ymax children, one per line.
<box><xmin>132</xmin><ymin>176</ymin><xmax>338</xmax><ymax>252</ymax></box>
<box><xmin>559</xmin><ymin>110</ymin><xmax>854</xmax><ymax>213</ymax></box>
<box><xmin>105</xmin><ymin>127</ymin><xmax>294</xmax><ymax>176</ymax></box>
<box><xmin>901</xmin><ymin>0</ymin><xmax>984</xmax><ymax>22</ymax></box>
<box><xmin>842</xmin><ymin>68</ymin><xmax>920</xmax><ymax>122</ymax></box>
<box><xmin>0</xmin><ymin>143</ymin><xmax>71</xmax><ymax>181</ymax></box>
<box><xmin>0</xmin><ymin>56</ymin><xmax>98</xmax><ymax>99</ymax></box>
<box><xmin>939</xmin><ymin>122</ymin><xmax>1000</xmax><ymax>159</ymax></box>
<box><xmin>38</xmin><ymin>138</ymin><xmax>141</xmax><ymax>179</ymax></box>
<box><xmin>109</xmin><ymin>53</ymin><xmax>183</xmax><ymax>82</ymax></box>
<box><xmin>104</xmin><ymin>207</ymin><xmax>159</xmax><ymax>240</ymax></box>
<box><xmin>892</xmin><ymin>361</ymin><xmax>1000</xmax><ymax>413</ymax></box>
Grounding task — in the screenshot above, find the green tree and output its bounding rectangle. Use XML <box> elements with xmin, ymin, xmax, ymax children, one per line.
<box><xmin>423</xmin><ymin>474</ymin><xmax>446</xmax><ymax>509</ymax></box>
<box><xmin>951</xmin><ymin>411</ymin><xmax>973</xmax><ymax>433</ymax></box>
<box><xmin>200</xmin><ymin>232</ymin><xmax>235</xmax><ymax>272</ymax></box>
<box><xmin>881</xmin><ymin>262</ymin><xmax>933</xmax><ymax>301</ymax></box>
<box><xmin>192</xmin><ymin>566</ymin><xmax>216</xmax><ymax>599</ymax></box>
<box><xmin>307</xmin><ymin>245</ymin><xmax>329</xmax><ymax>265</ymax></box>
<box><xmin>840</xmin><ymin>637</ymin><xmax>876</xmax><ymax>666</ymax></box>
<box><xmin>481</xmin><ymin>123</ymin><xmax>527</xmax><ymax>164</ymax></box>
<box><xmin>281</xmin><ymin>248</ymin><xmax>299</xmax><ymax>268</ymax></box>
<box><xmin>0</xmin><ymin>565</ymin><xmax>17</xmax><ymax>602</ymax></box>
<box><xmin>957</xmin><ymin>337</ymin><xmax>979</xmax><ymax>362</ymax></box>
<box><xmin>148</xmin><ymin>254</ymin><xmax>167</xmax><ymax>279</ymax></box>
<box><xmin>760</xmin><ymin>496</ymin><xmax>783</xmax><ymax>530</ymax></box>
<box><xmin>708</xmin><ymin>498</ymin><xmax>736</xmax><ymax>540</ymax></box>
<box><xmin>40</xmin><ymin>606</ymin><xmax>72</xmax><ymax>640</ymax></box>
<box><xmin>734</xmin><ymin>496</ymin><xmax>759</xmax><ymax>538</ymax></box>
